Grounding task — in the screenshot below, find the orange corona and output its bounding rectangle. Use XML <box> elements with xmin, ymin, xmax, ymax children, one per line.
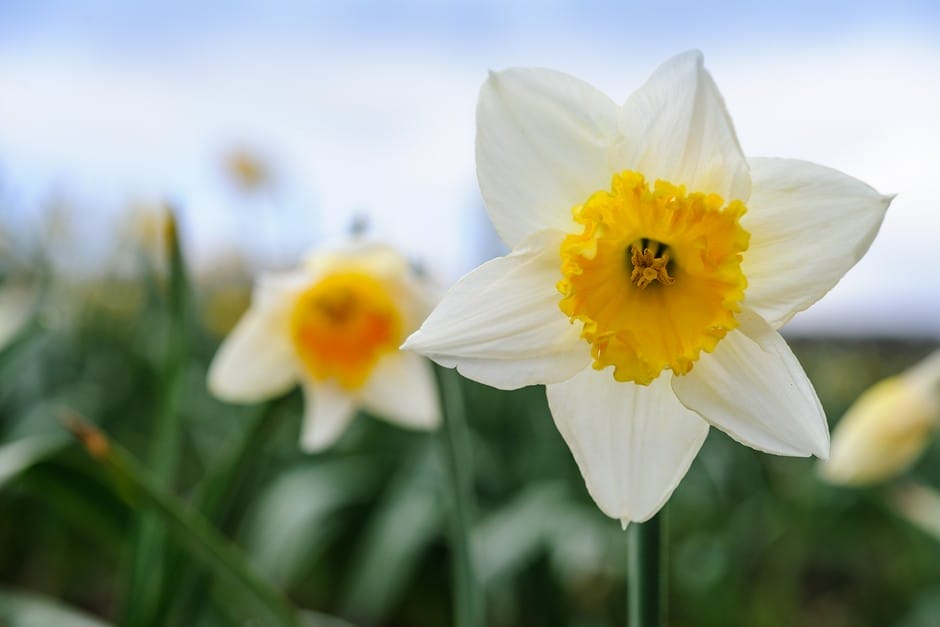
<box><xmin>290</xmin><ymin>271</ymin><xmax>403</xmax><ymax>390</ymax></box>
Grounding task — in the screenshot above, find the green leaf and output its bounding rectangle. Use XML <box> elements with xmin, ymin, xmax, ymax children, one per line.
<box><xmin>0</xmin><ymin>435</ymin><xmax>67</xmax><ymax>489</ymax></box>
<box><xmin>473</xmin><ymin>482</ymin><xmax>567</xmax><ymax>586</ymax></box>
<box><xmin>341</xmin><ymin>444</ymin><xmax>442</xmax><ymax>620</ymax></box>
<box><xmin>64</xmin><ymin>417</ymin><xmax>301</xmax><ymax>627</ymax></box>
<box><xmin>244</xmin><ymin>457</ymin><xmax>378</xmax><ymax>587</ymax></box>
<box><xmin>125</xmin><ymin>208</ymin><xmax>191</xmax><ymax>627</ymax></box>
<box><xmin>0</xmin><ymin>588</ymin><xmax>111</xmax><ymax>627</ymax></box>
<box><xmin>300</xmin><ymin>609</ymin><xmax>359</xmax><ymax>627</ymax></box>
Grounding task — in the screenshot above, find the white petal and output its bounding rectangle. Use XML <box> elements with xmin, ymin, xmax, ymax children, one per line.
<box><xmin>305</xmin><ymin>241</ymin><xmax>410</xmax><ymax>282</ymax></box>
<box><xmin>546</xmin><ymin>369</ymin><xmax>709</xmax><ymax>523</ymax></box>
<box><xmin>672</xmin><ymin>310</ymin><xmax>829</xmax><ymax>458</ymax></box>
<box><xmin>402</xmin><ymin>231</ymin><xmax>590</xmax><ymax>390</ymax></box>
<box><xmin>618</xmin><ymin>50</ymin><xmax>750</xmax><ymax>202</ymax></box>
<box><xmin>300</xmin><ymin>380</ymin><xmax>358</xmax><ymax>453</ymax></box>
<box><xmin>476</xmin><ymin>68</ymin><xmax>621</xmax><ymax>247</ymax></box>
<box><xmin>207</xmin><ymin>304</ymin><xmax>298</xmax><ymax>403</ymax></box>
<box><xmin>360</xmin><ymin>352</ymin><xmax>441</xmax><ymax>430</ymax></box>
<box><xmin>741</xmin><ymin>157</ymin><xmax>892</xmax><ymax>327</ymax></box>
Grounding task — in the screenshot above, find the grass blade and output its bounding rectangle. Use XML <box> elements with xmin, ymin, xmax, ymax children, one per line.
<box><xmin>63</xmin><ymin>414</ymin><xmax>301</xmax><ymax>627</ymax></box>
<box><xmin>0</xmin><ymin>588</ymin><xmax>112</xmax><ymax>627</ymax></box>
<box><xmin>0</xmin><ymin>435</ymin><xmax>67</xmax><ymax>489</ymax></box>
<box><xmin>124</xmin><ymin>209</ymin><xmax>189</xmax><ymax>627</ymax></box>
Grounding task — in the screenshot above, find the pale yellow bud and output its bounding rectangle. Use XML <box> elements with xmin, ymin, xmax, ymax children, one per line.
<box><xmin>887</xmin><ymin>481</ymin><xmax>940</xmax><ymax>541</ymax></box>
<box><xmin>820</xmin><ymin>351</ymin><xmax>940</xmax><ymax>486</ymax></box>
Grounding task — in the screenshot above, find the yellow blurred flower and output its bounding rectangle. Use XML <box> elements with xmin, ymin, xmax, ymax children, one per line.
<box><xmin>820</xmin><ymin>350</ymin><xmax>940</xmax><ymax>486</ymax></box>
<box><xmin>208</xmin><ymin>241</ymin><xmax>440</xmax><ymax>452</ymax></box>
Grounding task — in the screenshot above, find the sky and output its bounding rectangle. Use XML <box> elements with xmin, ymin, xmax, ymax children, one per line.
<box><xmin>0</xmin><ymin>1</ymin><xmax>938</xmax><ymax>336</ymax></box>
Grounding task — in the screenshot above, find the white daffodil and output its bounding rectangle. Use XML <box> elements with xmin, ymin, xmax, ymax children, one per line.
<box><xmin>404</xmin><ymin>51</ymin><xmax>892</xmax><ymax>525</ymax></box>
<box><xmin>209</xmin><ymin>242</ymin><xmax>440</xmax><ymax>452</ymax></box>
<box><xmin>820</xmin><ymin>350</ymin><xmax>940</xmax><ymax>486</ymax></box>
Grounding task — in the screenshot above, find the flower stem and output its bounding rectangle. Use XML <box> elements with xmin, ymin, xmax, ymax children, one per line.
<box><xmin>159</xmin><ymin>400</ymin><xmax>287</xmax><ymax>625</ymax></box>
<box><xmin>125</xmin><ymin>210</ymin><xmax>189</xmax><ymax>627</ymax></box>
<box><xmin>433</xmin><ymin>365</ymin><xmax>484</xmax><ymax>627</ymax></box>
<box><xmin>628</xmin><ymin>509</ymin><xmax>665</xmax><ymax>627</ymax></box>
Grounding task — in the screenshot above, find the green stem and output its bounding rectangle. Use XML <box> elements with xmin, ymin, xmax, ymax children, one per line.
<box><xmin>628</xmin><ymin>510</ymin><xmax>665</xmax><ymax>627</ymax></box>
<box><xmin>149</xmin><ymin>210</ymin><xmax>188</xmax><ymax>486</ymax></box>
<box><xmin>192</xmin><ymin>401</ymin><xmax>283</xmax><ymax>526</ymax></box>
<box><xmin>434</xmin><ymin>365</ymin><xmax>483</xmax><ymax>627</ymax></box>
<box><xmin>160</xmin><ymin>401</ymin><xmax>284</xmax><ymax>625</ymax></box>
<box><xmin>125</xmin><ymin>210</ymin><xmax>189</xmax><ymax>627</ymax></box>
<box><xmin>64</xmin><ymin>416</ymin><xmax>301</xmax><ymax>627</ymax></box>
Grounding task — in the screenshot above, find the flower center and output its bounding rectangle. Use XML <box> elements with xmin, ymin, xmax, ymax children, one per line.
<box><xmin>629</xmin><ymin>240</ymin><xmax>675</xmax><ymax>288</ymax></box>
<box><xmin>558</xmin><ymin>171</ymin><xmax>749</xmax><ymax>385</ymax></box>
<box><xmin>290</xmin><ymin>271</ymin><xmax>403</xmax><ymax>391</ymax></box>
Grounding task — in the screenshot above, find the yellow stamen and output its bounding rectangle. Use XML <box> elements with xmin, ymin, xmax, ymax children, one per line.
<box><xmin>558</xmin><ymin>171</ymin><xmax>749</xmax><ymax>385</ymax></box>
<box><xmin>630</xmin><ymin>243</ymin><xmax>675</xmax><ymax>288</ymax></box>
<box><xmin>290</xmin><ymin>271</ymin><xmax>402</xmax><ymax>391</ymax></box>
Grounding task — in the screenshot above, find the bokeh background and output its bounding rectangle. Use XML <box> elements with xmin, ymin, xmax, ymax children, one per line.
<box><xmin>1</xmin><ymin>2</ymin><xmax>939</xmax><ymax>626</ymax></box>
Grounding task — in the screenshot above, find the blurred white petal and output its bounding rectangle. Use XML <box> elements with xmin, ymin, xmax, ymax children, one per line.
<box><xmin>305</xmin><ymin>241</ymin><xmax>411</xmax><ymax>282</ymax></box>
<box><xmin>207</xmin><ymin>304</ymin><xmax>298</xmax><ymax>403</ymax></box>
<box><xmin>300</xmin><ymin>380</ymin><xmax>358</xmax><ymax>453</ymax></box>
<box><xmin>361</xmin><ymin>352</ymin><xmax>440</xmax><ymax>430</ymax></box>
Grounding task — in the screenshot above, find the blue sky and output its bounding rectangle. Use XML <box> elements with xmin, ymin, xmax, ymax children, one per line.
<box><xmin>0</xmin><ymin>1</ymin><xmax>938</xmax><ymax>335</ymax></box>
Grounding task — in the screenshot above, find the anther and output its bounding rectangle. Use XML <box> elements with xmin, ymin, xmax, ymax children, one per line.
<box><xmin>630</xmin><ymin>244</ymin><xmax>675</xmax><ymax>288</ymax></box>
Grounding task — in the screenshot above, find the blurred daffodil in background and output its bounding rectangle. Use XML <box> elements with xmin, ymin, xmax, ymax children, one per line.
<box><xmin>405</xmin><ymin>50</ymin><xmax>892</xmax><ymax>525</ymax></box>
<box><xmin>820</xmin><ymin>350</ymin><xmax>940</xmax><ymax>486</ymax></box>
<box><xmin>209</xmin><ymin>241</ymin><xmax>440</xmax><ymax>452</ymax></box>
<box><xmin>223</xmin><ymin>147</ymin><xmax>274</xmax><ymax>194</ymax></box>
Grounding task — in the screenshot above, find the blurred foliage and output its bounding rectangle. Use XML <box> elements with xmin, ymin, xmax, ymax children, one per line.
<box><xmin>0</xmin><ymin>206</ymin><xmax>939</xmax><ymax>626</ymax></box>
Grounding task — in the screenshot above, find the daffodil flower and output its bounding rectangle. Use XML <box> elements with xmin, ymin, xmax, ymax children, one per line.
<box><xmin>821</xmin><ymin>350</ymin><xmax>940</xmax><ymax>486</ymax></box>
<box><xmin>209</xmin><ymin>242</ymin><xmax>440</xmax><ymax>452</ymax></box>
<box><xmin>404</xmin><ymin>51</ymin><xmax>891</xmax><ymax>525</ymax></box>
